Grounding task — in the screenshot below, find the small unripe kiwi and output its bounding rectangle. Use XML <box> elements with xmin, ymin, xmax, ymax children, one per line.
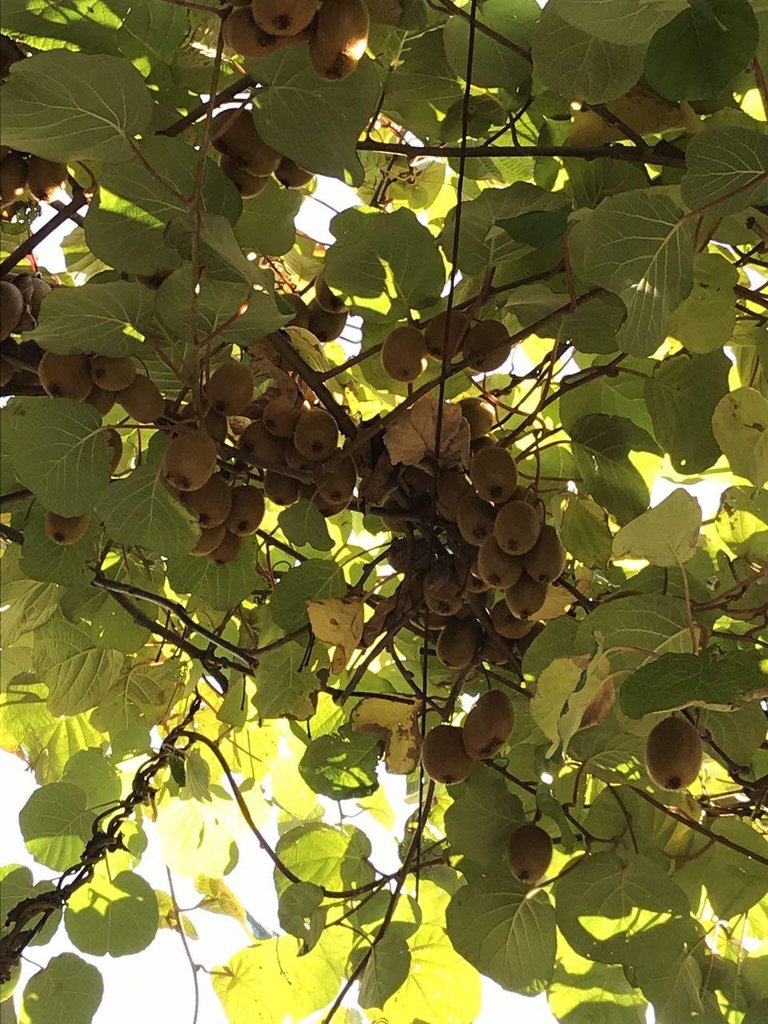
<box><xmin>207</xmin><ymin>359</ymin><xmax>254</xmax><ymax>416</ymax></box>
<box><xmin>423</xmin><ymin>309</ymin><xmax>470</xmax><ymax>362</ymax></box>
<box><xmin>477</xmin><ymin>536</ymin><xmax>524</xmax><ymax>589</ymax></box>
<box><xmin>183</xmin><ymin>474</ymin><xmax>232</xmax><ymax>528</ymax></box>
<box><xmin>458</xmin><ymin>397</ymin><xmax>495</xmax><ymax>439</ymax></box>
<box><xmin>293</xmin><ymin>407</ymin><xmax>339</xmax><ymax>461</ymax></box>
<box><xmin>208</xmin><ymin>530</ymin><xmax>242</xmax><ymax>565</ymax></box>
<box><xmin>251</xmin><ymin>0</ymin><xmax>319</xmax><ymax>37</ymax></box>
<box><xmin>463</xmin><ymin>690</ymin><xmax>515</xmax><ymax>760</ymax></box>
<box><xmin>436</xmin><ymin>618</ymin><xmax>483</xmax><ymax>669</ymax></box>
<box><xmin>423</xmin><ymin>566</ymin><xmax>465</xmax><ymax>617</ymax></box>
<box><xmin>162</xmin><ymin>430</ymin><xmax>218</xmax><ymax>492</ymax></box>
<box><xmin>491</xmin><ymin>600</ymin><xmax>534</xmax><ymax>640</ymax></box>
<box><xmin>239</xmin><ymin>420</ymin><xmax>286</xmax><ymax>464</ymax></box>
<box><xmin>192</xmin><ymin>523</ymin><xmax>227</xmax><ymax>556</ymax></box>
<box><xmin>456</xmin><ymin>491</ymin><xmax>496</xmax><ymax>546</ymax></box>
<box><xmin>226</xmin><ymin>485</ymin><xmax>265</xmax><ymax>535</ymax></box>
<box><xmin>494</xmin><ymin>500</ymin><xmax>541</xmax><ymax>555</ymax></box>
<box><xmin>309</xmin><ymin>0</ymin><xmax>370</xmax><ymax>80</ymax></box>
<box><xmin>44</xmin><ymin>511</ymin><xmax>90</xmax><ymax>546</ymax></box>
<box><xmin>508</xmin><ymin>824</ymin><xmax>552</xmax><ymax>884</ymax></box>
<box><xmin>308</xmin><ymin>300</ymin><xmax>347</xmax><ymax>343</ymax></box>
<box><xmin>381</xmin><ymin>325</ymin><xmax>428</xmax><ymax>383</ymax></box>
<box><xmin>522</xmin><ymin>524</ymin><xmax>566</xmax><ymax>584</ymax></box>
<box><xmin>504</xmin><ymin>573</ymin><xmax>548</xmax><ymax>619</ymax></box>
<box><xmin>262</xmin><ymin>394</ymin><xmax>302</xmax><ymax>438</ymax></box>
<box><xmin>264</xmin><ymin>469</ymin><xmax>300</xmax><ymax>506</ymax></box>
<box><xmin>471</xmin><ymin>446</ymin><xmax>518</xmax><ymax>504</ymax></box>
<box><xmin>0</xmin><ymin>280</ymin><xmax>24</xmax><ymax>339</ymax></box>
<box><xmin>436</xmin><ymin>470</ymin><xmax>472</xmax><ymax>522</ymax></box>
<box><xmin>421</xmin><ymin>724</ymin><xmax>475</xmax><ymax>785</ymax></box>
<box><xmin>220</xmin><ymin>155</ymin><xmax>269</xmax><ymax>197</ymax></box>
<box><xmin>39</xmin><ymin>352</ymin><xmax>93</xmax><ymax>400</ymax></box>
<box><xmin>645</xmin><ymin>716</ymin><xmax>702</xmax><ymax>790</ymax></box>
<box><xmin>26</xmin><ymin>156</ymin><xmax>67</xmax><ymax>202</ymax></box>
<box><xmin>90</xmin><ymin>355</ymin><xmax>137</xmax><ymax>392</ymax></box>
<box><xmin>117</xmin><ymin>375</ymin><xmax>165</xmax><ymax>422</ymax></box>
<box><xmin>461</xmin><ymin>320</ymin><xmax>511</xmax><ymax>373</ymax></box>
<box><xmin>275</xmin><ymin>158</ymin><xmax>314</xmax><ymax>189</ymax></box>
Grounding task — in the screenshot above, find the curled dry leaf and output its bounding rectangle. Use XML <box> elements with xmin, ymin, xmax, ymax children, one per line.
<box><xmin>307</xmin><ymin>596</ymin><xmax>364</xmax><ymax>672</ymax></box>
<box><xmin>350</xmin><ymin>696</ymin><xmax>423</xmax><ymax>774</ymax></box>
<box><xmin>384</xmin><ymin>394</ymin><xmax>471</xmax><ymax>469</ymax></box>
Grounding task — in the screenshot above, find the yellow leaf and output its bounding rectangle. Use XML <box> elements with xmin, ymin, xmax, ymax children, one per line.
<box><xmin>350</xmin><ymin>695</ymin><xmax>423</xmax><ymax>774</ymax></box>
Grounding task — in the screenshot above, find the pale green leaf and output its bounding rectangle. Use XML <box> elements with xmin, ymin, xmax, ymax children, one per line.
<box><xmin>712</xmin><ymin>387</ymin><xmax>768</xmax><ymax>487</ymax></box>
<box><xmin>682</xmin><ymin>125</ymin><xmax>768</xmax><ymax>217</ymax></box>
<box><xmin>30</xmin><ymin>282</ymin><xmax>153</xmax><ymax>356</ymax></box>
<box><xmin>612</xmin><ymin>489</ymin><xmax>701</xmax><ymax>566</ymax></box>
<box><xmin>20</xmin><ymin>954</ymin><xmax>103</xmax><ymax>1024</ymax></box>
<box><xmin>19</xmin><ymin>781</ymin><xmax>92</xmax><ymax>870</ymax></box>
<box><xmin>65</xmin><ymin>867</ymin><xmax>159</xmax><ymax>956</ymax></box>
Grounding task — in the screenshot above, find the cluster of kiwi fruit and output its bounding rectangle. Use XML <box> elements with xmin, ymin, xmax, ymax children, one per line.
<box><xmin>263</xmin><ymin>274</ymin><xmax>348</xmax><ymax>345</ymax></box>
<box><xmin>223</xmin><ymin>0</ymin><xmax>370</xmax><ymax>81</ymax></box>
<box><xmin>0</xmin><ymin>273</ymin><xmax>52</xmax><ymax>385</ymax></box>
<box><xmin>380</xmin><ymin>309</ymin><xmax>515</xmax><ymax>384</ymax></box>
<box><xmin>210</xmin><ymin>106</ymin><xmax>314</xmax><ymax>197</ymax></box>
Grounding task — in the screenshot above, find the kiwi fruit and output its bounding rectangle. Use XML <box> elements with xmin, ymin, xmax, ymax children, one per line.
<box><xmin>423</xmin><ymin>566</ymin><xmax>465</xmax><ymax>617</ymax></box>
<box><xmin>89</xmin><ymin>355</ymin><xmax>136</xmax><ymax>392</ymax></box>
<box><xmin>504</xmin><ymin>573</ymin><xmax>548</xmax><ymax>619</ymax></box>
<box><xmin>117</xmin><ymin>374</ymin><xmax>165</xmax><ymax>423</ymax></box>
<box><xmin>317</xmin><ymin>456</ymin><xmax>356</xmax><ymax>504</ymax></box>
<box><xmin>282</xmin><ymin>292</ymin><xmax>311</xmax><ymax>328</ymax></box>
<box><xmin>283</xmin><ymin>440</ymin><xmax>314</xmax><ymax>471</ymax></box>
<box><xmin>436</xmin><ymin>470</ymin><xmax>472</xmax><ymax>522</ymax></box>
<box><xmin>308</xmin><ymin>300</ymin><xmax>347</xmax><ymax>342</ymax></box>
<box><xmin>471</xmin><ymin>446</ymin><xmax>518</xmax><ymax>504</ymax></box>
<box><xmin>28</xmin><ymin>277</ymin><xmax>52</xmax><ymax>320</ymax></box>
<box><xmin>275</xmin><ymin>158</ymin><xmax>314</xmax><ymax>189</ymax></box>
<box><xmin>222</xmin><ymin>8</ymin><xmax>291</xmax><ymax>58</ymax></box>
<box><xmin>104</xmin><ymin>428</ymin><xmax>123</xmax><ymax>472</ymax></box>
<box><xmin>85</xmin><ymin>384</ymin><xmax>116</xmax><ymax>416</ymax></box>
<box><xmin>421</xmin><ymin>724</ymin><xmax>475</xmax><ymax>785</ymax></box>
<box><xmin>456</xmin><ymin>491</ymin><xmax>496</xmax><ymax>546</ymax></box>
<box><xmin>463</xmin><ymin>690</ymin><xmax>515</xmax><ymax>760</ymax></box>
<box><xmin>645</xmin><ymin>716</ymin><xmax>703</xmax><ymax>790</ymax></box>
<box><xmin>314</xmin><ymin>492</ymin><xmax>349</xmax><ymax>516</ymax></box>
<box><xmin>458</xmin><ymin>397</ymin><xmax>495</xmax><ymax>439</ymax></box>
<box><xmin>207</xmin><ymin>359</ymin><xmax>254</xmax><ymax>416</ymax></box>
<box><xmin>264</xmin><ymin>469</ymin><xmax>300</xmax><ymax>506</ymax></box>
<box><xmin>44</xmin><ymin>511</ymin><xmax>90</xmax><ymax>546</ymax></box>
<box><xmin>0</xmin><ymin>356</ymin><xmax>14</xmax><ymax>386</ymax></box>
<box><xmin>210</xmin><ymin>108</ymin><xmax>281</xmax><ymax>176</ymax></box>
<box><xmin>309</xmin><ymin>0</ymin><xmax>370</xmax><ymax>80</ymax></box>
<box><xmin>523</xmin><ymin>524</ymin><xmax>566</xmax><ymax>584</ymax></box>
<box><xmin>162</xmin><ymin>429</ymin><xmax>218</xmax><ymax>492</ymax></box>
<box><xmin>26</xmin><ymin>157</ymin><xmax>67</xmax><ymax>202</ymax></box>
<box><xmin>461</xmin><ymin>320</ymin><xmax>511</xmax><ymax>373</ymax></box>
<box><xmin>293</xmin><ymin>407</ymin><xmax>339</xmax><ymax>461</ymax></box>
<box><xmin>0</xmin><ymin>152</ymin><xmax>27</xmax><ymax>203</ymax></box>
<box><xmin>436</xmin><ymin>618</ymin><xmax>483</xmax><ymax>669</ymax></box>
<box><xmin>314</xmin><ymin>274</ymin><xmax>345</xmax><ymax>314</ymax></box>
<box><xmin>263</xmin><ymin>394</ymin><xmax>302</xmax><ymax>438</ymax></box>
<box><xmin>226</xmin><ymin>485</ymin><xmax>265</xmax><ymax>535</ymax></box>
<box><xmin>494</xmin><ymin>499</ymin><xmax>541</xmax><ymax>555</ymax></box>
<box><xmin>251</xmin><ymin>0</ymin><xmax>319</xmax><ymax>36</ymax></box>
<box><xmin>203</xmin><ymin>408</ymin><xmax>228</xmax><ymax>443</ymax></box>
<box><xmin>0</xmin><ymin>280</ymin><xmax>24</xmax><ymax>339</ymax></box>
<box><xmin>380</xmin><ymin>325</ymin><xmax>428</xmax><ymax>383</ymax></box>
<box><xmin>220</xmin><ymin>155</ymin><xmax>269</xmax><ymax>197</ymax></box>
<box><xmin>491</xmin><ymin>600</ymin><xmax>534</xmax><ymax>640</ymax></box>
<box><xmin>477</xmin><ymin>536</ymin><xmax>524</xmax><ymax>589</ymax></box>
<box><xmin>208</xmin><ymin>530</ymin><xmax>242</xmax><ymax>565</ymax></box>
<box><xmin>183</xmin><ymin>474</ymin><xmax>232</xmax><ymax>528</ymax></box>
<box><xmin>39</xmin><ymin>352</ymin><xmax>93</xmax><ymax>400</ymax></box>
<box><xmin>239</xmin><ymin>420</ymin><xmax>286</xmax><ymax>464</ymax></box>
<box><xmin>423</xmin><ymin>309</ymin><xmax>470</xmax><ymax>362</ymax></box>
<box><xmin>191</xmin><ymin>523</ymin><xmax>227</xmax><ymax>557</ymax></box>
<box><xmin>508</xmin><ymin>824</ymin><xmax>552</xmax><ymax>884</ymax></box>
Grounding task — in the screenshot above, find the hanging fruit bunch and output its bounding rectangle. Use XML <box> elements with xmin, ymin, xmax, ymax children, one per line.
<box><xmin>210</xmin><ymin>107</ymin><xmax>314</xmax><ymax>196</ymax></box>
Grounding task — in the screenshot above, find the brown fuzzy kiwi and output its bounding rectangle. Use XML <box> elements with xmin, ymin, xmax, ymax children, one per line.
<box><xmin>490</xmin><ymin>600</ymin><xmax>534</xmax><ymax>640</ymax></box>
<box><xmin>309</xmin><ymin>0</ymin><xmax>370</xmax><ymax>80</ymax></box>
<box><xmin>461</xmin><ymin>320</ymin><xmax>511</xmax><ymax>373</ymax></box>
<box><xmin>436</xmin><ymin>470</ymin><xmax>472</xmax><ymax>522</ymax></box>
<box><xmin>317</xmin><ymin>455</ymin><xmax>356</xmax><ymax>504</ymax></box>
<box><xmin>220</xmin><ymin>155</ymin><xmax>269</xmax><ymax>197</ymax></box>
<box><xmin>162</xmin><ymin>430</ymin><xmax>218</xmax><ymax>492</ymax></box>
<box><xmin>264</xmin><ymin>469</ymin><xmax>300</xmax><ymax>506</ymax></box>
<box><xmin>85</xmin><ymin>385</ymin><xmax>116</xmax><ymax>416</ymax></box>
<box><xmin>208</xmin><ymin>530</ymin><xmax>242</xmax><ymax>565</ymax></box>
<box><xmin>437</xmin><ymin>618</ymin><xmax>483</xmax><ymax>669</ymax></box>
<box><xmin>645</xmin><ymin>716</ymin><xmax>702</xmax><ymax>790</ymax></box>
<box><xmin>0</xmin><ymin>152</ymin><xmax>27</xmax><ymax>203</ymax></box>
<box><xmin>275</xmin><ymin>158</ymin><xmax>314</xmax><ymax>189</ymax></box>
<box><xmin>251</xmin><ymin>0</ymin><xmax>319</xmax><ymax>37</ymax></box>
<box><xmin>423</xmin><ymin>566</ymin><xmax>465</xmax><ymax>617</ymax></box>
<box><xmin>504</xmin><ymin>572</ymin><xmax>548</xmax><ymax>619</ymax></box>
<box><xmin>494</xmin><ymin>499</ymin><xmax>541</xmax><ymax>555</ymax></box>
<box><xmin>210</xmin><ymin>107</ymin><xmax>281</xmax><ymax>175</ymax></box>
<box><xmin>0</xmin><ymin>280</ymin><xmax>24</xmax><ymax>339</ymax></box>
<box><xmin>207</xmin><ymin>359</ymin><xmax>255</xmax><ymax>416</ymax></box>
<box><xmin>313</xmin><ymin>492</ymin><xmax>349</xmax><ymax>516</ymax></box>
<box><xmin>282</xmin><ymin>292</ymin><xmax>311</xmax><ymax>328</ymax></box>
<box><xmin>28</xmin><ymin>277</ymin><xmax>52</xmax><ymax>321</ymax></box>
<box><xmin>89</xmin><ymin>355</ymin><xmax>137</xmax><ymax>392</ymax></box>
<box><xmin>508</xmin><ymin>824</ymin><xmax>552</xmax><ymax>884</ymax></box>
<box><xmin>293</xmin><ymin>407</ymin><xmax>339</xmax><ymax>461</ymax></box>
<box><xmin>471</xmin><ymin>446</ymin><xmax>518</xmax><ymax>504</ymax></box>
<box><xmin>26</xmin><ymin>157</ymin><xmax>67</xmax><ymax>202</ymax></box>
<box><xmin>183</xmin><ymin>474</ymin><xmax>233</xmax><ymax>528</ymax></box>
<box><xmin>44</xmin><ymin>511</ymin><xmax>90</xmax><ymax>546</ymax></box>
<box><xmin>477</xmin><ymin>536</ymin><xmax>524</xmax><ymax>589</ymax></box>
<box><xmin>104</xmin><ymin>428</ymin><xmax>123</xmax><ymax>472</ymax></box>
<box><xmin>423</xmin><ymin>309</ymin><xmax>470</xmax><ymax>362</ymax></box>
<box><xmin>314</xmin><ymin>274</ymin><xmax>345</xmax><ymax>314</ymax></box>
<box><xmin>380</xmin><ymin>325</ymin><xmax>428</xmax><ymax>383</ymax></box>
<box><xmin>239</xmin><ymin>420</ymin><xmax>286</xmax><ymax>464</ymax></box>
<box><xmin>308</xmin><ymin>300</ymin><xmax>347</xmax><ymax>343</ymax></box>
<box><xmin>263</xmin><ymin>394</ymin><xmax>302</xmax><ymax>438</ymax></box>
<box><xmin>458</xmin><ymin>397</ymin><xmax>495</xmax><ymax>439</ymax></box>
<box><xmin>463</xmin><ymin>690</ymin><xmax>515</xmax><ymax>760</ymax></box>
<box><xmin>204</xmin><ymin>408</ymin><xmax>228</xmax><ymax>443</ymax></box>
<box><xmin>191</xmin><ymin>523</ymin><xmax>227</xmax><ymax>557</ymax></box>
<box><xmin>222</xmin><ymin>8</ymin><xmax>292</xmax><ymax>58</ymax></box>
<box><xmin>226</xmin><ymin>485</ymin><xmax>266</xmax><ymax>535</ymax></box>
<box><xmin>117</xmin><ymin>374</ymin><xmax>165</xmax><ymax>423</ymax></box>
<box><xmin>456</xmin><ymin>491</ymin><xmax>496</xmax><ymax>546</ymax></box>
<box><xmin>421</xmin><ymin>724</ymin><xmax>475</xmax><ymax>785</ymax></box>
<box><xmin>283</xmin><ymin>441</ymin><xmax>314</xmax><ymax>471</ymax></box>
<box><xmin>522</xmin><ymin>524</ymin><xmax>566</xmax><ymax>584</ymax></box>
<box><xmin>39</xmin><ymin>352</ymin><xmax>93</xmax><ymax>400</ymax></box>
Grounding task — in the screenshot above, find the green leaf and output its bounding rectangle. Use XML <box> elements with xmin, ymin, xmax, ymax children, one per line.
<box><xmin>644</xmin><ymin>0</ymin><xmax>759</xmax><ymax>101</ymax></box>
<box><xmin>33</xmin><ymin>613</ymin><xmax>125</xmax><ymax>716</ymax></box>
<box><xmin>359</xmin><ymin>932</ymin><xmax>411</xmax><ymax>1009</ymax></box>
<box><xmin>252</xmin><ymin>642</ymin><xmax>321</xmax><ymax>720</ymax></box>
<box><xmin>532</xmin><ymin>2</ymin><xmax>645</xmax><ymax>103</ymax></box>
<box><xmin>31</xmin><ymin>282</ymin><xmax>154</xmax><ymax>356</ymax></box>
<box><xmin>1</xmin><ymin>51</ymin><xmax>152</xmax><ymax>163</ymax></box>
<box><xmin>705</xmin><ymin>818</ymin><xmax>768</xmax><ymax>917</ymax></box>
<box><xmin>275</xmin><ymin>823</ymin><xmax>374</xmax><ymax>895</ymax></box>
<box><xmin>560</xmin><ymin>359</ymin><xmax>654</xmax><ymax>437</ymax></box>
<box><xmin>299</xmin><ymin>730</ymin><xmax>380</xmax><ymax>799</ymax></box>
<box><xmin>91</xmin><ymin>659</ymin><xmax>185</xmax><ymax>736</ymax></box>
<box><xmin>716</xmin><ymin>485</ymin><xmax>768</xmax><ymax>563</ymax></box>
<box><xmin>7</xmin><ymin>399</ymin><xmax>113</xmax><ymax>517</ymax></box>
<box><xmin>644</xmin><ymin>350</ymin><xmax>730</xmax><ymax>474</ymax></box>
<box><xmin>278</xmin><ymin>499</ymin><xmax>334</xmax><ymax>552</ymax></box>
<box><xmin>62</xmin><ymin>748</ymin><xmax>121</xmax><ymax>807</ymax></box>
<box><xmin>556</xmin><ymin>494</ymin><xmax>613</xmax><ymax>569</ymax></box>
<box><xmin>270</xmin><ymin>559</ymin><xmax>346</xmax><ymax>633</ymax></box>
<box><xmin>65</xmin><ymin>867</ymin><xmax>159</xmax><ymax>956</ymax></box>
<box><xmin>499</xmin><ymin>208</ymin><xmax>569</xmax><ymax>247</ymax></box>
<box><xmin>167</xmin><ymin>537</ymin><xmax>260</xmax><ymax>610</ymax></box>
<box><xmin>612</xmin><ymin>489</ymin><xmax>701</xmax><ymax>566</ymax></box>
<box><xmin>682</xmin><ymin>125</ymin><xmax>768</xmax><ymax>217</ymax></box>
<box><xmin>712</xmin><ymin>387</ymin><xmax>768</xmax><ymax>487</ymax></box>
<box><xmin>20</xmin><ymin>953</ymin><xmax>103</xmax><ymax>1024</ymax></box>
<box><xmin>549</xmin><ymin>955</ymin><xmax>647</xmax><ymax>1024</ymax></box>
<box><xmin>19</xmin><ymin>781</ymin><xmax>92</xmax><ymax>870</ymax></box>
<box><xmin>446</xmin><ymin>878</ymin><xmax>557</xmax><ymax>994</ymax></box>
<box><xmin>556</xmin><ymin>0</ymin><xmax>684</xmax><ymax>45</ymax></box>
<box><xmin>570</xmin><ymin>414</ymin><xmax>654</xmax><ymax>524</ymax></box>
<box><xmin>570</xmin><ymin>190</ymin><xmax>697</xmax><ymax>357</ymax></box>
<box><xmin>383</xmin><ymin>30</ymin><xmax>463</xmax><ymax>140</ymax></box>
<box><xmin>235</xmin><ymin>179</ymin><xmax>301</xmax><ymax>258</ymax></box>
<box><xmin>620</xmin><ymin>649</ymin><xmax>768</xmax><ymax>718</ymax></box>
<box><xmin>444</xmin><ymin>765</ymin><xmax>524</xmax><ymax>871</ymax></box>
<box><xmin>20</xmin><ymin>509</ymin><xmax>99</xmax><ymax>586</ymax></box>
<box><xmin>443</xmin><ymin>0</ymin><xmax>538</xmax><ymax>92</ymax></box>
<box><xmin>668</xmin><ymin>252</ymin><xmax>738</xmax><ymax>353</ymax></box>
